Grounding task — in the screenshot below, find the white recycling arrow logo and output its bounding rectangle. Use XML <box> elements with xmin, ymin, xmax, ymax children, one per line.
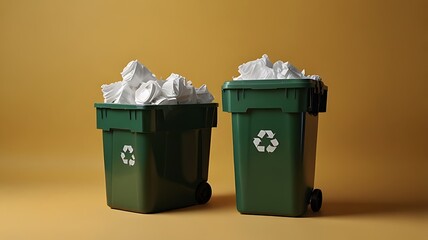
<box><xmin>120</xmin><ymin>145</ymin><xmax>136</xmax><ymax>166</ymax></box>
<box><xmin>253</xmin><ymin>130</ymin><xmax>279</xmax><ymax>153</ymax></box>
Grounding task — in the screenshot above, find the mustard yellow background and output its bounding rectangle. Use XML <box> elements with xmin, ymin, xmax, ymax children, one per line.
<box><xmin>1</xmin><ymin>0</ymin><xmax>427</xmax><ymax>239</ymax></box>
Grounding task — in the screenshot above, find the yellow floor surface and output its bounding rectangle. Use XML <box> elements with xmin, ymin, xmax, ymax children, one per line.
<box><xmin>1</xmin><ymin>158</ymin><xmax>427</xmax><ymax>240</ymax></box>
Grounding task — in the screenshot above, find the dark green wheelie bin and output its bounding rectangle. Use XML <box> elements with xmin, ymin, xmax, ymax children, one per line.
<box><xmin>95</xmin><ymin>103</ymin><xmax>217</xmax><ymax>213</ymax></box>
<box><xmin>222</xmin><ymin>79</ymin><xmax>327</xmax><ymax>217</ymax></box>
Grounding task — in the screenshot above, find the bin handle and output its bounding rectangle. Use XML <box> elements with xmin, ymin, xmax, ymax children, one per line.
<box><xmin>309</xmin><ymin>80</ymin><xmax>325</xmax><ymax>116</ymax></box>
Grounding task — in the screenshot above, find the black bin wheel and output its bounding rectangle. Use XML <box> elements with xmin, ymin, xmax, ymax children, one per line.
<box><xmin>195</xmin><ymin>182</ymin><xmax>212</xmax><ymax>204</ymax></box>
<box><xmin>310</xmin><ymin>188</ymin><xmax>323</xmax><ymax>212</ymax></box>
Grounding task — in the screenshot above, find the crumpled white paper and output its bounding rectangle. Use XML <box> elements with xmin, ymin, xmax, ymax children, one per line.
<box><xmin>101</xmin><ymin>81</ymin><xmax>122</xmax><ymax>103</ymax></box>
<box><xmin>121</xmin><ymin>60</ymin><xmax>157</xmax><ymax>88</ymax></box>
<box><xmin>196</xmin><ymin>84</ymin><xmax>215</xmax><ymax>103</ymax></box>
<box><xmin>101</xmin><ymin>60</ymin><xmax>214</xmax><ymax>105</ymax></box>
<box><xmin>135</xmin><ymin>80</ymin><xmax>162</xmax><ymax>105</ymax></box>
<box><xmin>233</xmin><ymin>54</ymin><xmax>321</xmax><ymax>81</ymax></box>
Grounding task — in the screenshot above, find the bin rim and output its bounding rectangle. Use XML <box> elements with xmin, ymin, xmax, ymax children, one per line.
<box><xmin>222</xmin><ymin>79</ymin><xmax>327</xmax><ymax>90</ymax></box>
<box><xmin>94</xmin><ymin>102</ymin><xmax>218</xmax><ymax>110</ymax></box>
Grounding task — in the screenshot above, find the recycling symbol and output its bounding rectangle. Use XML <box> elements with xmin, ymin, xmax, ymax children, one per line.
<box><xmin>253</xmin><ymin>130</ymin><xmax>279</xmax><ymax>153</ymax></box>
<box><xmin>120</xmin><ymin>145</ymin><xmax>135</xmax><ymax>166</ymax></box>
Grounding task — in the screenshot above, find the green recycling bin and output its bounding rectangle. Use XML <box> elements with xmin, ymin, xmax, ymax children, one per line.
<box><xmin>222</xmin><ymin>79</ymin><xmax>327</xmax><ymax>217</ymax></box>
<box><xmin>95</xmin><ymin>103</ymin><xmax>218</xmax><ymax>213</ymax></box>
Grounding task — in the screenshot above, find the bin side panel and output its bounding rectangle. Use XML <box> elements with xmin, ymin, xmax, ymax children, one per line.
<box><xmin>109</xmin><ymin>130</ymin><xmax>155</xmax><ymax>213</ymax></box>
<box><xmin>199</xmin><ymin>128</ymin><xmax>212</xmax><ymax>181</ymax></box>
<box><xmin>150</xmin><ymin>129</ymin><xmax>212</xmax><ymax>212</ymax></box>
<box><xmin>303</xmin><ymin>113</ymin><xmax>319</xmax><ymax>203</ymax></box>
<box><xmin>154</xmin><ymin>130</ymin><xmax>198</xmax><ymax>211</ymax></box>
<box><xmin>232</xmin><ymin>110</ymin><xmax>308</xmax><ymax>216</ymax></box>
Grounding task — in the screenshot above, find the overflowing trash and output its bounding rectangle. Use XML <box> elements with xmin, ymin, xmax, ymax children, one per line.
<box><xmin>233</xmin><ymin>54</ymin><xmax>321</xmax><ymax>81</ymax></box>
<box><xmin>102</xmin><ymin>60</ymin><xmax>214</xmax><ymax>105</ymax></box>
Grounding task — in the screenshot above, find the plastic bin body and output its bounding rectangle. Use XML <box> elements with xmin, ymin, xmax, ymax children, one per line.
<box><xmin>95</xmin><ymin>103</ymin><xmax>217</xmax><ymax>213</ymax></box>
<box><xmin>222</xmin><ymin>79</ymin><xmax>327</xmax><ymax>217</ymax></box>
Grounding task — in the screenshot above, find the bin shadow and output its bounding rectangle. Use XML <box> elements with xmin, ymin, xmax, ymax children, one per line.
<box><xmin>208</xmin><ymin>193</ymin><xmax>236</xmax><ymax>210</ymax></box>
<box><xmin>307</xmin><ymin>200</ymin><xmax>428</xmax><ymax>217</ymax></box>
<box><xmin>170</xmin><ymin>193</ymin><xmax>236</xmax><ymax>213</ymax></box>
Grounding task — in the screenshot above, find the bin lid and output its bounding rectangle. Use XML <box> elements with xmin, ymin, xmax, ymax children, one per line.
<box><xmin>222</xmin><ymin>79</ymin><xmax>323</xmax><ymax>90</ymax></box>
<box><xmin>221</xmin><ymin>79</ymin><xmax>327</xmax><ymax>113</ymax></box>
<box><xmin>95</xmin><ymin>103</ymin><xmax>218</xmax><ymax>132</ymax></box>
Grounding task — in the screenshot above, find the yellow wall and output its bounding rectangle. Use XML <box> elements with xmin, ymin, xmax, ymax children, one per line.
<box><xmin>1</xmin><ymin>0</ymin><xmax>427</xmax><ymax>203</ymax></box>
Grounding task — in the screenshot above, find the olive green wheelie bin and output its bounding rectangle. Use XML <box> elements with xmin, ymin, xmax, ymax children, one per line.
<box><xmin>95</xmin><ymin>103</ymin><xmax>217</xmax><ymax>213</ymax></box>
<box><xmin>222</xmin><ymin>79</ymin><xmax>327</xmax><ymax>217</ymax></box>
